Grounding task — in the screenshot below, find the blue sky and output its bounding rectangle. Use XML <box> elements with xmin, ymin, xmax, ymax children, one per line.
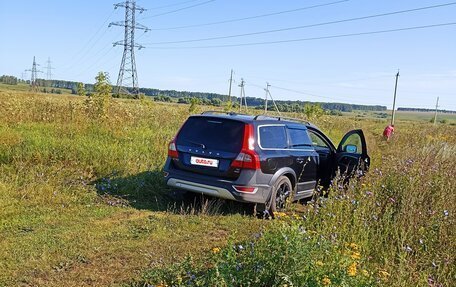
<box><xmin>1</xmin><ymin>0</ymin><xmax>455</xmax><ymax>110</ymax></box>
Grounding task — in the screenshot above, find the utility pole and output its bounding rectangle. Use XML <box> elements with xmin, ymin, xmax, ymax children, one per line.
<box><xmin>228</xmin><ymin>69</ymin><xmax>234</xmax><ymax>104</ymax></box>
<box><xmin>110</xmin><ymin>0</ymin><xmax>149</xmax><ymax>96</ymax></box>
<box><xmin>391</xmin><ymin>70</ymin><xmax>400</xmax><ymax>125</ymax></box>
<box><xmin>433</xmin><ymin>97</ymin><xmax>440</xmax><ymax>125</ymax></box>
<box><xmin>238</xmin><ymin>78</ymin><xmax>246</xmax><ymax>112</ymax></box>
<box><xmin>264</xmin><ymin>82</ymin><xmax>271</xmax><ymax>114</ymax></box>
<box><xmin>266</xmin><ymin>85</ymin><xmax>282</xmax><ymax>116</ymax></box>
<box><xmin>45</xmin><ymin>57</ymin><xmax>55</xmax><ymax>81</ymax></box>
<box><xmin>25</xmin><ymin>56</ymin><xmax>42</xmax><ymax>92</ymax></box>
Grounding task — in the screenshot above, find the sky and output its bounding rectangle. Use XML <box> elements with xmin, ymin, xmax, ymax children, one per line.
<box><xmin>1</xmin><ymin>0</ymin><xmax>455</xmax><ymax>110</ymax></box>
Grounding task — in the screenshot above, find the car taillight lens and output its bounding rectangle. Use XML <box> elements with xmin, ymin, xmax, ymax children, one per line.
<box><xmin>231</xmin><ymin>124</ymin><xmax>260</xmax><ymax>170</ymax></box>
<box><xmin>233</xmin><ymin>185</ymin><xmax>258</xmax><ymax>193</ymax></box>
<box><xmin>168</xmin><ymin>141</ymin><xmax>178</xmax><ymax>158</ymax></box>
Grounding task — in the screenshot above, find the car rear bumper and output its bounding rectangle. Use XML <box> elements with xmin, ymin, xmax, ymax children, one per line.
<box><xmin>164</xmin><ymin>159</ymin><xmax>272</xmax><ymax>204</ymax></box>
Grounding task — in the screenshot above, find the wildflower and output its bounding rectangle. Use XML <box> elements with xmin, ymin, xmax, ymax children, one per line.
<box><xmin>351</xmin><ymin>252</ymin><xmax>361</xmax><ymax>260</ymax></box>
<box><xmin>362</xmin><ymin>269</ymin><xmax>369</xmax><ymax>277</ymax></box>
<box><xmin>315</xmin><ymin>260</ymin><xmax>324</xmax><ymax>267</ymax></box>
<box><xmin>443</xmin><ymin>210</ymin><xmax>449</xmax><ymax>217</ymax></box>
<box><xmin>212</xmin><ymin>247</ymin><xmax>221</xmax><ymax>254</ymax></box>
<box><xmin>322</xmin><ymin>276</ymin><xmax>331</xmax><ymax>286</ymax></box>
<box><xmin>237</xmin><ymin>244</ymin><xmax>244</xmax><ymax>251</ymax></box>
<box><xmin>419</xmin><ymin>239</ymin><xmax>424</xmax><ymax>245</ymax></box>
<box><xmin>347</xmin><ymin>262</ymin><xmax>357</xmax><ymax>276</ymax></box>
<box><xmin>349</xmin><ymin>243</ymin><xmax>359</xmax><ymax>250</ymax></box>
<box><xmin>404</xmin><ymin>245</ymin><xmax>413</xmax><ymax>253</ymax></box>
<box><xmin>378</xmin><ymin>269</ymin><xmax>390</xmax><ymax>280</ymax></box>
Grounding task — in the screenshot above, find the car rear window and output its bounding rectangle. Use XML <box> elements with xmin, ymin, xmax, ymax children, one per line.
<box><xmin>176</xmin><ymin>117</ymin><xmax>244</xmax><ymax>153</ymax></box>
<box><xmin>259</xmin><ymin>126</ymin><xmax>288</xmax><ymax>149</ymax></box>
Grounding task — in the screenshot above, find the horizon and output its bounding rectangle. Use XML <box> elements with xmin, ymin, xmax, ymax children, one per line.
<box><xmin>1</xmin><ymin>0</ymin><xmax>455</xmax><ymax>110</ymax></box>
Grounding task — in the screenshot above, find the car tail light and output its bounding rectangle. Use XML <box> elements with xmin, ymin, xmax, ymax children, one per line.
<box><xmin>233</xmin><ymin>185</ymin><xmax>258</xmax><ymax>193</ymax></box>
<box><xmin>168</xmin><ymin>140</ymin><xmax>178</xmax><ymax>158</ymax></box>
<box><xmin>231</xmin><ymin>124</ymin><xmax>260</xmax><ymax>170</ymax></box>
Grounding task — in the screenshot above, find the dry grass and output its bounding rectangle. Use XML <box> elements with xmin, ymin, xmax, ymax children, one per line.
<box><xmin>0</xmin><ymin>87</ymin><xmax>454</xmax><ymax>286</ymax></box>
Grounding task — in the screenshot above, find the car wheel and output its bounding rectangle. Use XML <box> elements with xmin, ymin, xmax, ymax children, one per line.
<box><xmin>268</xmin><ymin>176</ymin><xmax>293</xmax><ymax>217</ymax></box>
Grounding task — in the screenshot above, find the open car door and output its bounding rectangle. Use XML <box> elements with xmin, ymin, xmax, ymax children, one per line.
<box><xmin>336</xmin><ymin>129</ymin><xmax>370</xmax><ymax>177</ymax></box>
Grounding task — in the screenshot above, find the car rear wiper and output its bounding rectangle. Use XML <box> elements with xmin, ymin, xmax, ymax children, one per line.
<box><xmin>182</xmin><ymin>139</ymin><xmax>206</xmax><ymax>149</ymax></box>
<box><xmin>290</xmin><ymin>144</ymin><xmax>312</xmax><ymax>148</ymax></box>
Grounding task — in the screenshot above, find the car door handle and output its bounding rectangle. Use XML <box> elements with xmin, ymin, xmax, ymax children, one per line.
<box><xmin>296</xmin><ymin>157</ymin><xmax>305</xmax><ymax>163</ymax></box>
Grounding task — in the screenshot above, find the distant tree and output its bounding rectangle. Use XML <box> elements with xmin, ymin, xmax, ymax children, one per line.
<box><xmin>189</xmin><ymin>97</ymin><xmax>200</xmax><ymax>113</ymax></box>
<box><xmin>77</xmin><ymin>82</ymin><xmax>86</xmax><ymax>97</ymax></box>
<box><xmin>94</xmin><ymin>72</ymin><xmax>112</xmax><ymax>97</ymax></box>
<box><xmin>85</xmin><ymin>72</ymin><xmax>112</xmax><ymax>119</ymax></box>
<box><xmin>211</xmin><ymin>98</ymin><xmax>222</xmax><ymax>107</ymax></box>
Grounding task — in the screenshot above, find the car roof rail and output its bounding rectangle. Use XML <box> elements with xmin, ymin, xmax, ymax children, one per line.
<box><xmin>253</xmin><ymin>114</ymin><xmax>311</xmax><ymax>125</ymax></box>
<box><xmin>200</xmin><ymin>110</ymin><xmax>239</xmax><ymax>116</ymax></box>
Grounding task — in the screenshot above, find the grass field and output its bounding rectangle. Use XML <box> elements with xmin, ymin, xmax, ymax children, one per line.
<box><xmin>0</xmin><ymin>87</ymin><xmax>454</xmax><ymax>286</ymax></box>
<box><xmin>346</xmin><ymin>109</ymin><xmax>456</xmax><ymax>125</ymax></box>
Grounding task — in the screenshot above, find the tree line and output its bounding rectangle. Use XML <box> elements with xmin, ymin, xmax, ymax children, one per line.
<box><xmin>1</xmin><ymin>75</ymin><xmax>388</xmax><ymax>112</ymax></box>
<box><xmin>398</xmin><ymin>107</ymin><xmax>456</xmax><ymax>114</ymax></box>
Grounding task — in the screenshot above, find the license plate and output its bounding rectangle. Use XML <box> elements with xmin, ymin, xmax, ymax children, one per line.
<box><xmin>190</xmin><ymin>156</ymin><xmax>219</xmax><ymax>168</ymax></box>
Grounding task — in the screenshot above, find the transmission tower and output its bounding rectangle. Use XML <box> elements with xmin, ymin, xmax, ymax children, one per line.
<box><xmin>238</xmin><ymin>78</ymin><xmax>247</xmax><ymax>112</ymax></box>
<box><xmin>45</xmin><ymin>57</ymin><xmax>55</xmax><ymax>80</ymax></box>
<box><xmin>25</xmin><ymin>56</ymin><xmax>42</xmax><ymax>92</ymax></box>
<box><xmin>110</xmin><ymin>0</ymin><xmax>149</xmax><ymax>96</ymax></box>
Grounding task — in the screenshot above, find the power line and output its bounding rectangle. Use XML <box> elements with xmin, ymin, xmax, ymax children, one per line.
<box><xmin>141</xmin><ymin>0</ymin><xmax>216</xmax><ymax>19</ymax></box>
<box><xmin>59</xmin><ymin>10</ymin><xmax>117</xmax><ymax>71</ymax></box>
<box><xmin>148</xmin><ymin>0</ymin><xmax>202</xmax><ymax>10</ymax></box>
<box><xmin>145</xmin><ymin>2</ymin><xmax>456</xmax><ymax>45</ymax></box>
<box><xmin>145</xmin><ymin>22</ymin><xmax>456</xmax><ymax>49</ymax></box>
<box><xmin>147</xmin><ymin>0</ymin><xmax>349</xmax><ymax>31</ymax></box>
<box><xmin>268</xmin><ymin>85</ymin><xmax>386</xmax><ymax>106</ymax></box>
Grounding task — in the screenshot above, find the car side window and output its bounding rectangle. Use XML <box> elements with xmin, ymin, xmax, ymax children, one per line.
<box><xmin>308</xmin><ymin>131</ymin><xmax>330</xmax><ymax>149</ymax></box>
<box><xmin>259</xmin><ymin>126</ymin><xmax>288</xmax><ymax>149</ymax></box>
<box><xmin>288</xmin><ymin>128</ymin><xmax>312</xmax><ymax>149</ymax></box>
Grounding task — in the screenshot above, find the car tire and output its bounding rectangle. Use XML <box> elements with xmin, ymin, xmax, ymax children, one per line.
<box><xmin>267</xmin><ymin>176</ymin><xmax>293</xmax><ymax>218</ymax></box>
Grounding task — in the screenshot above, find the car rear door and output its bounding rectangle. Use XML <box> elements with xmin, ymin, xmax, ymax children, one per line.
<box><xmin>173</xmin><ymin>116</ymin><xmax>245</xmax><ymax>179</ymax></box>
<box><xmin>335</xmin><ymin>129</ymin><xmax>370</xmax><ymax>176</ymax></box>
<box><xmin>286</xmin><ymin>125</ymin><xmax>318</xmax><ymax>194</ymax></box>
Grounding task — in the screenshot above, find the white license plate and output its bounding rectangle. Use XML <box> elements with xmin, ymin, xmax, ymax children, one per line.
<box><xmin>190</xmin><ymin>156</ymin><xmax>219</xmax><ymax>168</ymax></box>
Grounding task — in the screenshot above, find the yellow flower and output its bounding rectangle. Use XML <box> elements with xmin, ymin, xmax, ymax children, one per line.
<box><xmin>157</xmin><ymin>282</ymin><xmax>168</xmax><ymax>287</ymax></box>
<box><xmin>212</xmin><ymin>247</ymin><xmax>221</xmax><ymax>254</ymax></box>
<box><xmin>315</xmin><ymin>260</ymin><xmax>324</xmax><ymax>267</ymax></box>
<box><xmin>378</xmin><ymin>269</ymin><xmax>390</xmax><ymax>280</ymax></box>
<box><xmin>322</xmin><ymin>276</ymin><xmax>331</xmax><ymax>286</ymax></box>
<box><xmin>362</xmin><ymin>269</ymin><xmax>369</xmax><ymax>277</ymax></box>
<box><xmin>347</xmin><ymin>262</ymin><xmax>357</xmax><ymax>276</ymax></box>
<box><xmin>349</xmin><ymin>243</ymin><xmax>359</xmax><ymax>251</ymax></box>
<box><xmin>275</xmin><ymin>212</ymin><xmax>288</xmax><ymax>218</ymax></box>
<box><xmin>351</xmin><ymin>251</ymin><xmax>361</xmax><ymax>260</ymax></box>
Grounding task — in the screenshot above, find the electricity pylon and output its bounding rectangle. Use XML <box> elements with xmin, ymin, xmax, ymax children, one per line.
<box><xmin>25</xmin><ymin>56</ymin><xmax>42</xmax><ymax>92</ymax></box>
<box><xmin>110</xmin><ymin>0</ymin><xmax>149</xmax><ymax>96</ymax></box>
<box><xmin>45</xmin><ymin>57</ymin><xmax>55</xmax><ymax>80</ymax></box>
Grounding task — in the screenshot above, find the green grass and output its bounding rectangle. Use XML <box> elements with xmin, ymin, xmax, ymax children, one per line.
<box><xmin>345</xmin><ymin>109</ymin><xmax>456</xmax><ymax>125</ymax></box>
<box><xmin>0</xmin><ymin>87</ymin><xmax>454</xmax><ymax>286</ymax></box>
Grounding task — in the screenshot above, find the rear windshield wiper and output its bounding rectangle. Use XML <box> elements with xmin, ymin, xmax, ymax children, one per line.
<box><xmin>181</xmin><ymin>139</ymin><xmax>206</xmax><ymax>149</ymax></box>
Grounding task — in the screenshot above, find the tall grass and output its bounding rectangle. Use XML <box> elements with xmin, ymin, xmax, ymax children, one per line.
<box><xmin>0</xmin><ymin>89</ymin><xmax>454</xmax><ymax>286</ymax></box>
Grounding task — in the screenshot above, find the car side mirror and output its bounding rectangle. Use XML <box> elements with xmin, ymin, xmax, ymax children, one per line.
<box><xmin>345</xmin><ymin>144</ymin><xmax>357</xmax><ymax>153</ymax></box>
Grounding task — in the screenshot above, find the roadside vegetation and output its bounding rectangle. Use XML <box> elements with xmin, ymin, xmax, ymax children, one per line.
<box><xmin>0</xmin><ymin>86</ymin><xmax>454</xmax><ymax>286</ymax></box>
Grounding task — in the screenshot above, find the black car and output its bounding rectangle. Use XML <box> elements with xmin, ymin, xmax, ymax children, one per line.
<box><xmin>163</xmin><ymin>111</ymin><xmax>370</xmax><ymax>215</ymax></box>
